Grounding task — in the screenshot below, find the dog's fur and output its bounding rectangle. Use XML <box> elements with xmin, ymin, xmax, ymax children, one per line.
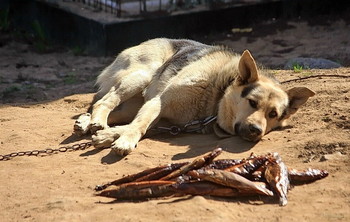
<box><xmin>74</xmin><ymin>38</ymin><xmax>315</xmax><ymax>155</ymax></box>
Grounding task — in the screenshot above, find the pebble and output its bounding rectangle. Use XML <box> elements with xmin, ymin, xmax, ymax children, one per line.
<box><xmin>320</xmin><ymin>152</ymin><xmax>346</xmax><ymax>161</ymax></box>
<box><xmin>284</xmin><ymin>57</ymin><xmax>342</xmax><ymax>69</ymax></box>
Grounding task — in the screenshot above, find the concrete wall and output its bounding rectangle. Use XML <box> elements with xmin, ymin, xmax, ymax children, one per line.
<box><xmin>9</xmin><ymin>0</ymin><xmax>350</xmax><ymax>56</ymax></box>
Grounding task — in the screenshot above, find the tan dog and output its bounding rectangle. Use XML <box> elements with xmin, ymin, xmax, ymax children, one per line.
<box><xmin>74</xmin><ymin>38</ymin><xmax>315</xmax><ymax>155</ymax></box>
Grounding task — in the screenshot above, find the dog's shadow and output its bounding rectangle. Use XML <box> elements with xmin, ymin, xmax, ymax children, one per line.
<box><xmin>162</xmin><ymin>125</ymin><xmax>295</xmax><ymax>160</ymax></box>
<box><xmin>60</xmin><ymin>128</ymin><xmax>256</xmax><ymax>164</ymax></box>
<box><xmin>60</xmin><ymin>132</ymin><xmax>123</xmax><ymax>164</ymax></box>
<box><xmin>146</xmin><ymin>131</ymin><xmax>256</xmax><ymax>161</ymax></box>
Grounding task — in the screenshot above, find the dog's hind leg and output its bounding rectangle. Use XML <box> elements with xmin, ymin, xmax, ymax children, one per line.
<box><xmin>107</xmin><ymin>94</ymin><xmax>144</xmax><ymax>125</ymax></box>
<box><xmin>74</xmin><ymin>93</ymin><xmax>141</xmax><ymax>136</ymax></box>
<box><xmin>89</xmin><ymin>68</ymin><xmax>152</xmax><ymax>134</ymax></box>
<box><xmin>93</xmin><ymin>96</ymin><xmax>162</xmax><ymax>155</ymax></box>
<box><xmin>74</xmin><ymin>95</ymin><xmax>143</xmax><ymax>136</ymax></box>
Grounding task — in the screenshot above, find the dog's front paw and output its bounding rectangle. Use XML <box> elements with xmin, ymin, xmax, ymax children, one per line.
<box><xmin>92</xmin><ymin>127</ymin><xmax>125</xmax><ymax>148</ymax></box>
<box><xmin>90</xmin><ymin>122</ymin><xmax>108</xmax><ymax>134</ymax></box>
<box><xmin>111</xmin><ymin>133</ymin><xmax>141</xmax><ymax>156</ymax></box>
<box><xmin>74</xmin><ymin>113</ymin><xmax>91</xmax><ymax>136</ymax></box>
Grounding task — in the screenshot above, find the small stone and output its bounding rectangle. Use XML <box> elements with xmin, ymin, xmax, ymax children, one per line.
<box><xmin>320</xmin><ymin>152</ymin><xmax>346</xmax><ymax>161</ymax></box>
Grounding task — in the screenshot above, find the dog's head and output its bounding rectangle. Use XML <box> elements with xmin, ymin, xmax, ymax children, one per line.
<box><xmin>215</xmin><ymin>50</ymin><xmax>315</xmax><ymax>142</ymax></box>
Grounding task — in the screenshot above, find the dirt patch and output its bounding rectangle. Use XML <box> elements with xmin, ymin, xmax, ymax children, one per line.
<box><xmin>0</xmin><ymin>15</ymin><xmax>350</xmax><ymax>222</ymax></box>
<box><xmin>199</xmin><ymin>16</ymin><xmax>350</xmax><ymax>68</ymax></box>
<box><xmin>0</xmin><ymin>36</ymin><xmax>113</xmax><ymax>103</ymax></box>
<box><xmin>297</xmin><ymin>140</ymin><xmax>349</xmax><ymax>162</ymax></box>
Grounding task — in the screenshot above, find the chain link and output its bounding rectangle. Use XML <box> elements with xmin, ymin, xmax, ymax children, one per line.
<box><xmin>0</xmin><ymin>142</ymin><xmax>92</xmax><ymax>161</ymax></box>
<box><xmin>1</xmin><ymin>116</ymin><xmax>218</xmax><ymax>160</ymax></box>
<box><xmin>153</xmin><ymin>116</ymin><xmax>217</xmax><ymax>135</ymax></box>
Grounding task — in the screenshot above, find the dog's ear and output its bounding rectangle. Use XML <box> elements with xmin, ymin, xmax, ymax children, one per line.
<box><xmin>237</xmin><ymin>50</ymin><xmax>259</xmax><ymax>85</ymax></box>
<box><xmin>286</xmin><ymin>87</ymin><xmax>315</xmax><ymax>115</ymax></box>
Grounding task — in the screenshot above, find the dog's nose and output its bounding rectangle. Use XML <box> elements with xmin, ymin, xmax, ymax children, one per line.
<box><xmin>249</xmin><ymin>124</ymin><xmax>262</xmax><ymax>136</ymax></box>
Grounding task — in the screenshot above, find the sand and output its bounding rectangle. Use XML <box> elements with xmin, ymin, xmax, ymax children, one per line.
<box><xmin>0</xmin><ymin>16</ymin><xmax>349</xmax><ymax>222</ymax></box>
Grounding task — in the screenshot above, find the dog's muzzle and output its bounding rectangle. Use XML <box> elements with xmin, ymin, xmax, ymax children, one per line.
<box><xmin>235</xmin><ymin>122</ymin><xmax>263</xmax><ymax>142</ymax></box>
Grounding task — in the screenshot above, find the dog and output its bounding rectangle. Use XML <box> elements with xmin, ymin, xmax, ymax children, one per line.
<box><xmin>74</xmin><ymin>38</ymin><xmax>315</xmax><ymax>156</ymax></box>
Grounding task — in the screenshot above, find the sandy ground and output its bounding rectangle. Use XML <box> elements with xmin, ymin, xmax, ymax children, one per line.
<box><xmin>0</xmin><ymin>15</ymin><xmax>350</xmax><ymax>222</ymax></box>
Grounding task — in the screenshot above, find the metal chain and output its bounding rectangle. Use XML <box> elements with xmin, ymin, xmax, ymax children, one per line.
<box><xmin>0</xmin><ymin>142</ymin><xmax>92</xmax><ymax>161</ymax></box>
<box><xmin>1</xmin><ymin>116</ymin><xmax>218</xmax><ymax>160</ymax></box>
<box><xmin>153</xmin><ymin>116</ymin><xmax>217</xmax><ymax>135</ymax></box>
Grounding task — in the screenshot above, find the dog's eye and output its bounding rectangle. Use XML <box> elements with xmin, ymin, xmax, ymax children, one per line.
<box><xmin>248</xmin><ymin>99</ymin><xmax>257</xmax><ymax>109</ymax></box>
<box><xmin>269</xmin><ymin>110</ymin><xmax>278</xmax><ymax>118</ymax></box>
